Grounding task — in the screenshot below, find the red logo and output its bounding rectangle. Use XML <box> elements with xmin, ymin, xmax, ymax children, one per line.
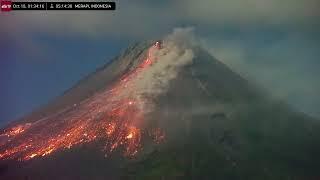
<box><xmin>1</xmin><ymin>1</ymin><xmax>12</xmax><ymax>12</ymax></box>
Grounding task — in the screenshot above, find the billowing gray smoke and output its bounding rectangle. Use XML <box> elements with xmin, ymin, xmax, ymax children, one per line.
<box><xmin>119</xmin><ymin>28</ymin><xmax>196</xmax><ymax>113</ymax></box>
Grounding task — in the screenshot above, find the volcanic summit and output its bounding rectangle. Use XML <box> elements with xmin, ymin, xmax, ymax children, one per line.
<box><xmin>0</xmin><ymin>31</ymin><xmax>320</xmax><ymax>180</ymax></box>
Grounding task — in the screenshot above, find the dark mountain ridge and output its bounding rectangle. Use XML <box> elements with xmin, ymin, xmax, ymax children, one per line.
<box><xmin>0</xmin><ymin>40</ymin><xmax>319</xmax><ymax>180</ymax></box>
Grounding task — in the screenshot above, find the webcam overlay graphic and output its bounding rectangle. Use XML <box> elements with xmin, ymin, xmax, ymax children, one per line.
<box><xmin>1</xmin><ymin>1</ymin><xmax>116</xmax><ymax>11</ymax></box>
<box><xmin>1</xmin><ymin>1</ymin><xmax>12</xmax><ymax>11</ymax></box>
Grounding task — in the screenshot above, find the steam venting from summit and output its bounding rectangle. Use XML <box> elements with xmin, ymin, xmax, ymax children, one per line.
<box><xmin>121</xmin><ymin>28</ymin><xmax>196</xmax><ymax>112</ymax></box>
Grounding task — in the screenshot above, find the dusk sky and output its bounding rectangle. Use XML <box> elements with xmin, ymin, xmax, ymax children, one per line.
<box><xmin>0</xmin><ymin>0</ymin><xmax>320</xmax><ymax>125</ymax></box>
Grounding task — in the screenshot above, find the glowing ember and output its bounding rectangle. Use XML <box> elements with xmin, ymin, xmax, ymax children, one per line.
<box><xmin>106</xmin><ymin>123</ymin><xmax>116</xmax><ymax>136</ymax></box>
<box><xmin>29</xmin><ymin>154</ymin><xmax>37</xmax><ymax>159</ymax></box>
<box><xmin>0</xmin><ymin>42</ymin><xmax>165</xmax><ymax>161</ymax></box>
<box><xmin>126</xmin><ymin>133</ymin><xmax>133</xmax><ymax>139</ymax></box>
<box><xmin>0</xmin><ymin>123</ymin><xmax>32</xmax><ymax>138</ymax></box>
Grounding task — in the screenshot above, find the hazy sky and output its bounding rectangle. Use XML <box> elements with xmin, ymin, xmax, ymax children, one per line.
<box><xmin>0</xmin><ymin>0</ymin><xmax>319</xmax><ymax>125</ymax></box>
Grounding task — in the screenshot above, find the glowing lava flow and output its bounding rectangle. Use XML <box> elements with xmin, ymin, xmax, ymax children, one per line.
<box><xmin>0</xmin><ymin>43</ymin><xmax>165</xmax><ymax>161</ymax></box>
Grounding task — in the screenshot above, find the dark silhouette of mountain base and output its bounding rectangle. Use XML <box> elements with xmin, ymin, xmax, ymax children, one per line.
<box><xmin>0</xmin><ymin>40</ymin><xmax>319</xmax><ymax>180</ymax></box>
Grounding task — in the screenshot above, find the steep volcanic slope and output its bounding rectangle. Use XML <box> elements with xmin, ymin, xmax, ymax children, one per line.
<box><xmin>124</xmin><ymin>47</ymin><xmax>320</xmax><ymax>180</ymax></box>
<box><xmin>0</xmin><ymin>41</ymin><xmax>162</xmax><ymax>161</ymax></box>
<box><xmin>10</xmin><ymin>42</ymin><xmax>153</xmax><ymax>125</ymax></box>
<box><xmin>0</xmin><ymin>31</ymin><xmax>320</xmax><ymax>180</ymax></box>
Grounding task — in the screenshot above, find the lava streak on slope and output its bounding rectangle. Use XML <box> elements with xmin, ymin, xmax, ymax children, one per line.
<box><xmin>0</xmin><ymin>43</ymin><xmax>165</xmax><ymax>161</ymax></box>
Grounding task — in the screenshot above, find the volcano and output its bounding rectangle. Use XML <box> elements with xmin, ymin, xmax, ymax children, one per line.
<box><xmin>0</xmin><ymin>32</ymin><xmax>320</xmax><ymax>180</ymax></box>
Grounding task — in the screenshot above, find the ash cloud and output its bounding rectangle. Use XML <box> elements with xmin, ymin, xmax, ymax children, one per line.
<box><xmin>135</xmin><ymin>28</ymin><xmax>195</xmax><ymax>95</ymax></box>
<box><xmin>118</xmin><ymin>28</ymin><xmax>195</xmax><ymax>112</ymax></box>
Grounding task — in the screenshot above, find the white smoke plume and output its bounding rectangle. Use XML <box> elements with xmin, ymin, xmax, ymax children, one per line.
<box><xmin>136</xmin><ymin>29</ymin><xmax>194</xmax><ymax>93</ymax></box>
<box><xmin>117</xmin><ymin>28</ymin><xmax>196</xmax><ymax>112</ymax></box>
